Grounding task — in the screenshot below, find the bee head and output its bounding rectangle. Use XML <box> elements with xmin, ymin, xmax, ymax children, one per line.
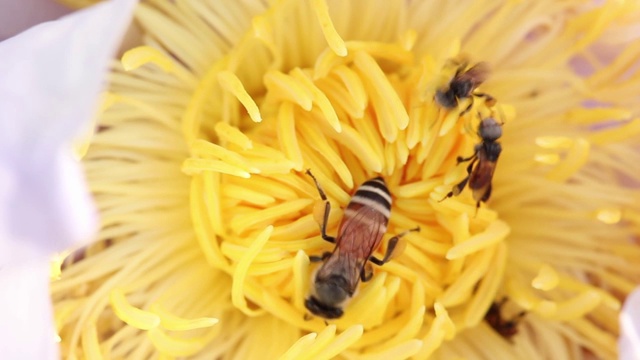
<box><xmin>304</xmin><ymin>296</ymin><xmax>344</xmax><ymax>319</ymax></box>
<box><xmin>435</xmin><ymin>88</ymin><xmax>457</xmax><ymax>108</ymax></box>
<box><xmin>479</xmin><ymin>117</ymin><xmax>502</xmax><ymax>142</ymax></box>
<box><xmin>313</xmin><ymin>274</ymin><xmax>350</xmax><ymax>307</ymax></box>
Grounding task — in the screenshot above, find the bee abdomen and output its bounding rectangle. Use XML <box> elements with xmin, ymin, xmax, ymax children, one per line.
<box><xmin>349</xmin><ymin>177</ymin><xmax>391</xmax><ymax>218</ymax></box>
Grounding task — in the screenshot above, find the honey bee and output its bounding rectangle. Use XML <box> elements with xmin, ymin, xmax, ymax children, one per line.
<box><xmin>304</xmin><ymin>170</ymin><xmax>419</xmax><ymax>319</ymax></box>
<box><xmin>435</xmin><ymin>60</ymin><xmax>495</xmax><ymax>115</ymax></box>
<box><xmin>441</xmin><ymin>113</ymin><xmax>502</xmax><ymax>211</ymax></box>
<box><xmin>485</xmin><ymin>298</ymin><xmax>526</xmax><ymax>340</ymax></box>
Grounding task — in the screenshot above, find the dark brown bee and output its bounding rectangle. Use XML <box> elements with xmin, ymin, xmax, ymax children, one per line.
<box><xmin>435</xmin><ymin>60</ymin><xmax>495</xmax><ymax>115</ymax></box>
<box><xmin>304</xmin><ymin>170</ymin><xmax>419</xmax><ymax>319</ymax></box>
<box><xmin>485</xmin><ymin>298</ymin><xmax>526</xmax><ymax>340</ymax></box>
<box><xmin>441</xmin><ymin>114</ymin><xmax>502</xmax><ymax>210</ymax></box>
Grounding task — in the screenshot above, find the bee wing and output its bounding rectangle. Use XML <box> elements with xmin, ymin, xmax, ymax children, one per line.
<box><xmin>469</xmin><ymin>160</ymin><xmax>496</xmax><ymax>202</ymax></box>
<box><xmin>334</xmin><ymin>206</ymin><xmax>387</xmax><ymax>290</ymax></box>
<box><xmin>459</xmin><ymin>62</ymin><xmax>489</xmax><ymax>86</ymax></box>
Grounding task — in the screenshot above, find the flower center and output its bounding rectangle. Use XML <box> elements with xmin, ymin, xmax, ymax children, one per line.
<box><xmin>177</xmin><ymin>12</ymin><xmax>512</xmax><ymax>350</ymax></box>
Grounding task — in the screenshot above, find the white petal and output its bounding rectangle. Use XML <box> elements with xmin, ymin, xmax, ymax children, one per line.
<box><xmin>620</xmin><ymin>286</ymin><xmax>640</xmax><ymax>360</ymax></box>
<box><xmin>0</xmin><ymin>0</ymin><xmax>137</xmax><ymax>358</ymax></box>
<box><xmin>0</xmin><ymin>0</ymin><xmax>71</xmax><ymax>41</ymax></box>
<box><xmin>0</xmin><ymin>263</ymin><xmax>59</xmax><ymax>358</ymax></box>
<box><xmin>0</xmin><ymin>0</ymin><xmax>137</xmax><ymax>267</ymax></box>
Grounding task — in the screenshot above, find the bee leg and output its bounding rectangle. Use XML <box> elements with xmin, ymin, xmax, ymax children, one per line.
<box><xmin>459</xmin><ymin>96</ymin><xmax>475</xmax><ymax>117</ymax></box>
<box><xmin>360</xmin><ymin>263</ymin><xmax>374</xmax><ymax>282</ymax></box>
<box><xmin>369</xmin><ymin>226</ymin><xmax>420</xmax><ymax>265</ymax></box>
<box><xmin>456</xmin><ymin>153</ymin><xmax>477</xmax><ymax>164</ymax></box>
<box><xmin>474</xmin><ymin>92</ymin><xmax>496</xmax><ymax>107</ymax></box>
<box><xmin>309</xmin><ymin>251</ymin><xmax>332</xmax><ymax>263</ymax></box>
<box><xmin>306</xmin><ymin>169</ymin><xmax>336</xmax><ymax>244</ymax></box>
<box><xmin>303</xmin><ymin>313</ymin><xmax>314</xmax><ymax>321</ymax></box>
<box><xmin>441</xmin><ymin>177</ymin><xmax>468</xmax><ymax>201</ymax></box>
<box><xmin>441</xmin><ymin>155</ymin><xmax>478</xmax><ymax>202</ymax></box>
<box><xmin>476</xmin><ymin>183</ymin><xmax>493</xmax><ymax>214</ymax></box>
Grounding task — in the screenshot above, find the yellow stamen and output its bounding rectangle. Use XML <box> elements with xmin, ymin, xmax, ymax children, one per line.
<box><xmin>214</xmin><ymin>122</ymin><xmax>253</xmax><ymax>150</ymax></box>
<box><xmin>147</xmin><ymin>328</ymin><xmax>208</xmax><ymax>357</ymax></box>
<box><xmin>309</xmin><ymin>0</ymin><xmax>347</xmax><ymax>56</ymax></box>
<box><xmin>109</xmin><ymin>288</ymin><xmax>160</xmax><ymax>330</ymax></box>
<box><xmin>545</xmin><ymin>138</ymin><xmax>590</xmax><ymax>182</ymax></box>
<box><xmin>149</xmin><ymin>304</ymin><xmax>219</xmax><ymax>331</ymax></box>
<box><xmin>217</xmin><ymin>71</ymin><xmax>262</xmax><ymax>123</ymax></box>
<box><xmin>596</xmin><ymin>207</ymin><xmax>622</xmax><ymax>224</ymax></box>
<box><xmin>446</xmin><ymin>220</ymin><xmax>510</xmax><ymax>260</ymax></box>
<box><xmin>122</xmin><ymin>46</ymin><xmax>175</xmax><ymax>73</ymax></box>
<box><xmin>531</xmin><ymin>264</ymin><xmax>559</xmax><ymax>291</ymax></box>
<box><xmin>232</xmin><ymin>226</ymin><xmax>273</xmax><ymax>316</ymax></box>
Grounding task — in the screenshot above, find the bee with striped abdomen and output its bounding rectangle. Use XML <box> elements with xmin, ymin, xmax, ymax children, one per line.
<box><xmin>304</xmin><ymin>170</ymin><xmax>419</xmax><ymax>319</ymax></box>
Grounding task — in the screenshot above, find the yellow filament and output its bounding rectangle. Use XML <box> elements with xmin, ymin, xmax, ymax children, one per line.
<box><xmin>532</xmin><ymin>264</ymin><xmax>560</xmax><ymax>291</ymax></box>
<box><xmin>81</xmin><ymin>326</ymin><xmax>102</xmax><ymax>360</ymax></box>
<box><xmin>292</xmin><ymin>250</ymin><xmax>311</xmax><ymax>311</ymax></box>
<box><xmin>277</xmin><ymin>102</ymin><xmax>305</xmax><ymax>170</ymax></box>
<box><xmin>147</xmin><ymin>328</ymin><xmax>207</xmax><ymax>357</ymax></box>
<box><xmin>535</xmin><ymin>136</ymin><xmax>574</xmax><ymax>149</ymax></box>
<box><xmin>291</xmin><ymin>68</ymin><xmax>342</xmax><ymax>133</ymax></box>
<box><xmin>353</xmin><ymin>51</ymin><xmax>409</xmax><ymax>138</ymax></box>
<box><xmin>297</xmin><ymin>121</ymin><xmax>352</xmax><ymax>187</ymax></box>
<box><xmin>358</xmin><ymin>340</ymin><xmax>423</xmax><ymax>360</ymax></box>
<box><xmin>149</xmin><ymin>304</ymin><xmax>219</xmax><ymax>331</ymax></box>
<box><xmin>589</xmin><ymin>119</ymin><xmax>640</xmax><ymax>145</ymax></box>
<box><xmin>301</xmin><ymin>325</ymin><xmax>337</xmax><ymax>358</ymax></box>
<box><xmin>232</xmin><ymin>226</ymin><xmax>274</xmax><ymax>316</ymax></box>
<box><xmin>222</xmin><ymin>183</ymin><xmax>276</xmax><ymax>206</ymax></box>
<box><xmin>278</xmin><ymin>332</ymin><xmax>318</xmax><ymax>360</ymax></box>
<box><xmin>213</xmin><ymin>122</ymin><xmax>253</xmax><ymax>150</ymax></box>
<box><xmin>190</xmin><ymin>139</ymin><xmax>257</xmax><ymax>170</ymax></box>
<box><xmin>549</xmin><ymin>291</ymin><xmax>602</xmax><ymax>321</ymax></box>
<box><xmin>109</xmin><ymin>288</ymin><xmax>160</xmax><ymax>330</ymax></box>
<box><xmin>264</xmin><ymin>70</ymin><xmax>314</xmax><ymax>110</ymax></box>
<box><xmin>309</xmin><ymin>0</ymin><xmax>347</xmax><ymax>56</ymax></box>
<box><xmin>534</xmin><ymin>153</ymin><xmax>560</xmax><ymax>164</ymax></box>
<box><xmin>596</xmin><ymin>208</ymin><xmax>622</xmax><ymax>224</ymax></box>
<box><xmin>182</xmin><ymin>158</ymin><xmax>251</xmax><ymax>178</ymax></box>
<box><xmin>324</xmin><ymin>123</ymin><xmax>383</xmax><ymax>173</ymax></box>
<box><xmin>312</xmin><ymin>325</ymin><xmax>364</xmax><ymax>360</ymax></box>
<box><xmin>565</xmin><ymin>107</ymin><xmax>631</xmax><ymax>124</ymax></box>
<box><xmin>369</xmin><ymin>306</ymin><xmax>425</xmax><ymax>352</ymax></box>
<box><xmin>464</xmin><ymin>242</ymin><xmax>507</xmax><ymax>327</ymax></box>
<box><xmin>545</xmin><ymin>138</ymin><xmax>590</xmax><ymax>182</ymax></box>
<box><xmin>229</xmin><ymin>199</ymin><xmax>312</xmax><ymax>234</ymax></box>
<box><xmin>394</xmin><ymin>180</ymin><xmax>439</xmax><ymax>198</ymax></box>
<box><xmin>121</xmin><ymin>46</ymin><xmax>175</xmax><ymax>73</ymax></box>
<box><xmin>217</xmin><ymin>71</ymin><xmax>262</xmax><ymax>122</ymax></box>
<box><xmin>332</xmin><ymin>65</ymin><xmax>368</xmax><ymax>108</ymax></box>
<box><xmin>446</xmin><ymin>220</ymin><xmax>510</xmax><ymax>260</ymax></box>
